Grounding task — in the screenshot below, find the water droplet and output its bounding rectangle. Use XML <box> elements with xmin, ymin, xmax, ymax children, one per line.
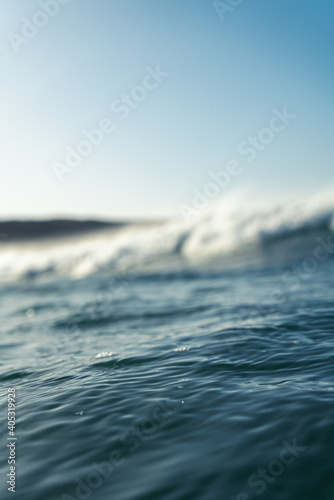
<box><xmin>76</xmin><ymin>411</ymin><xmax>84</xmax><ymax>416</ymax></box>
<box><xmin>95</xmin><ymin>352</ymin><xmax>113</xmax><ymax>359</ymax></box>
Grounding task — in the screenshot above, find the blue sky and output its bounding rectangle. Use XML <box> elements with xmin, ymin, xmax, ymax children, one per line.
<box><xmin>1</xmin><ymin>0</ymin><xmax>333</xmax><ymax>220</ymax></box>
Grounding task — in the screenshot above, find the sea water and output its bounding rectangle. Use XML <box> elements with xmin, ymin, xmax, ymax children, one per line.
<box><xmin>0</xmin><ymin>196</ymin><xmax>334</xmax><ymax>500</ymax></box>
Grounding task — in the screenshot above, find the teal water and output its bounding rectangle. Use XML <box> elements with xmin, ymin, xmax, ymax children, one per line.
<box><xmin>0</xmin><ymin>221</ymin><xmax>334</xmax><ymax>500</ymax></box>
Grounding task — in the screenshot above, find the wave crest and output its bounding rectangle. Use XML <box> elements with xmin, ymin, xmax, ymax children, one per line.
<box><xmin>1</xmin><ymin>190</ymin><xmax>334</xmax><ymax>282</ymax></box>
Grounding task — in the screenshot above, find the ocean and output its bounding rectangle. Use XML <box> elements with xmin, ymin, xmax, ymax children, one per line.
<box><xmin>1</xmin><ymin>194</ymin><xmax>334</xmax><ymax>500</ymax></box>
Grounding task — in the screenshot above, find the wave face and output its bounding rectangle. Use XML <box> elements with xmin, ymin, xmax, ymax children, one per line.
<box><xmin>1</xmin><ymin>190</ymin><xmax>334</xmax><ymax>283</ymax></box>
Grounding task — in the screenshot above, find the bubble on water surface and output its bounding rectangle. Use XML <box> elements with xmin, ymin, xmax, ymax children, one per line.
<box><xmin>95</xmin><ymin>352</ymin><xmax>113</xmax><ymax>359</ymax></box>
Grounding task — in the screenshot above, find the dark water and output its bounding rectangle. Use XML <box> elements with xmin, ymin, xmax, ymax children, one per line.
<box><xmin>1</xmin><ymin>223</ymin><xmax>334</xmax><ymax>500</ymax></box>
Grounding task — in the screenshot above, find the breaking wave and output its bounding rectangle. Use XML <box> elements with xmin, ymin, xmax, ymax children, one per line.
<box><xmin>1</xmin><ymin>189</ymin><xmax>334</xmax><ymax>282</ymax></box>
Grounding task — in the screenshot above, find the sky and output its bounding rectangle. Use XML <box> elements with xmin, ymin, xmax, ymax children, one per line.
<box><xmin>0</xmin><ymin>0</ymin><xmax>334</xmax><ymax>220</ymax></box>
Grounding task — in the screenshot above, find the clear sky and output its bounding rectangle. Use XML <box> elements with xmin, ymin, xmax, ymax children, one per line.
<box><xmin>1</xmin><ymin>0</ymin><xmax>333</xmax><ymax>220</ymax></box>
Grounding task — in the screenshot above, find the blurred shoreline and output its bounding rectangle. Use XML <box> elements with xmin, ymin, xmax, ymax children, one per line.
<box><xmin>0</xmin><ymin>219</ymin><xmax>164</xmax><ymax>243</ymax></box>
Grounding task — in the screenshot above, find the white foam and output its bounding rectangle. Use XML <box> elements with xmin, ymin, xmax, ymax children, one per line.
<box><xmin>1</xmin><ymin>189</ymin><xmax>333</xmax><ymax>282</ymax></box>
